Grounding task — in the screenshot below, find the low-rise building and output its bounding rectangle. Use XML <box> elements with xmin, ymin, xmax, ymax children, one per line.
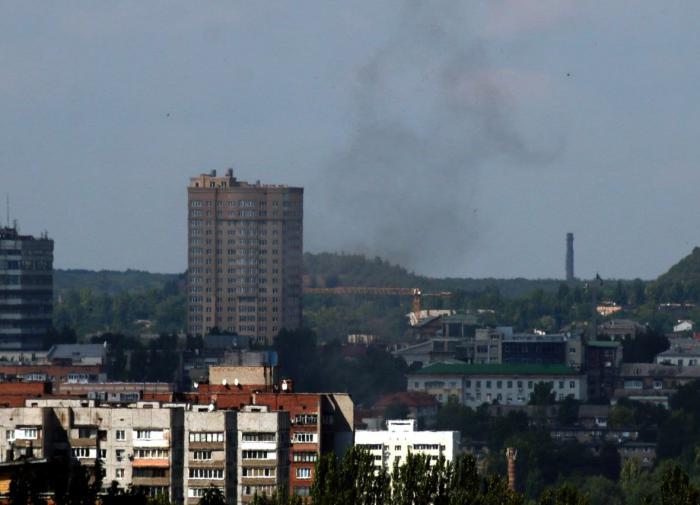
<box><xmin>355</xmin><ymin>419</ymin><xmax>459</xmax><ymax>471</ymax></box>
<box><xmin>408</xmin><ymin>363</ymin><xmax>586</xmax><ymax>408</ymax></box>
<box><xmin>614</xmin><ymin>363</ymin><xmax>700</xmax><ymax>408</ymax></box>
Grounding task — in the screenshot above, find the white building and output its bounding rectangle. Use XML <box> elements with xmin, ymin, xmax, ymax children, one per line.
<box><xmin>407</xmin><ymin>363</ymin><xmax>586</xmax><ymax>408</ymax></box>
<box><xmin>354</xmin><ymin>420</ymin><xmax>459</xmax><ymax>471</ymax></box>
<box><xmin>673</xmin><ymin>320</ymin><xmax>694</xmax><ymax>333</ymax></box>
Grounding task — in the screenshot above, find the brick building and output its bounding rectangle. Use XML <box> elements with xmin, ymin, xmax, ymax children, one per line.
<box><xmin>187</xmin><ymin>169</ymin><xmax>303</xmax><ymax>344</ymax></box>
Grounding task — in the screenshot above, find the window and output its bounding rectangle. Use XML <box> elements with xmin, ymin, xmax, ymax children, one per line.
<box><xmin>99</xmin><ymin>449</ymin><xmax>107</xmax><ymax>460</ymax></box>
<box><xmin>395</xmin><ymin>445</ymin><xmax>401</xmax><ymax>451</ymax></box>
<box><xmin>72</xmin><ymin>447</ymin><xmax>92</xmax><ymax>459</ymax></box>
<box><xmin>413</xmin><ymin>444</ymin><xmax>440</xmax><ymax>451</ymax></box>
<box><xmin>293</xmin><ymin>452</ymin><xmax>318</xmax><ymax>462</ymax></box>
<box><xmin>193</xmin><ymin>451</ymin><xmax>212</xmax><ymax>460</ymax></box>
<box><xmin>78</xmin><ymin>428</ymin><xmax>95</xmax><ymax>439</ymax></box>
<box><xmin>296</xmin><ymin>468</ymin><xmax>312</xmax><ymax>479</ymax></box>
<box><xmin>134</xmin><ymin>448</ymin><xmax>169</xmax><ymax>459</ymax></box>
<box><xmin>486</xmin><ymin>380</ymin><xmax>492</xmax><ymax>389</ymax></box>
<box><xmin>116</xmin><ymin>449</ymin><xmax>125</xmax><ymax>461</ymax></box>
<box><xmin>16</xmin><ymin>428</ymin><xmax>38</xmax><ymax>440</ymax></box>
<box><xmin>292</xmin><ymin>432</ymin><xmax>317</xmax><ymax>443</ymax></box>
<box><xmin>569</xmin><ymin>381</ymin><xmax>576</xmax><ymax>389</ymax></box>
<box><xmin>189</xmin><ymin>468</ymin><xmax>224</xmax><ymax>480</ymax></box>
<box><xmin>116</xmin><ymin>430</ymin><xmax>125</xmax><ymax>441</ymax></box>
<box><xmin>189</xmin><ymin>432</ymin><xmax>224</xmax><ymax>443</ymax></box>
<box><xmin>135</xmin><ymin>430</ymin><xmax>153</xmax><ymax>440</ymax></box>
<box><xmin>242</xmin><ymin>450</ymin><xmax>274</xmax><ymax>460</ymax></box>
<box><xmin>294</xmin><ymin>414</ymin><xmax>318</xmax><ymax>425</ymax></box>
<box><xmin>242</xmin><ymin>467</ymin><xmax>276</xmax><ymax>478</ymax></box>
<box><xmin>189</xmin><ymin>488</ymin><xmax>224</xmax><ymax>498</ymax></box>
<box><xmin>115</xmin><ymin>468</ymin><xmax>124</xmax><ymax>479</ymax></box>
<box><xmin>559</xmin><ymin>381</ymin><xmax>565</xmax><ymax>389</ymax></box>
<box><xmin>5</xmin><ymin>430</ymin><xmax>14</xmax><ymax>441</ymax></box>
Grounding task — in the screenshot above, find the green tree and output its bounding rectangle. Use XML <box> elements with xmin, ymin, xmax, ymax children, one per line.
<box><xmin>530</xmin><ymin>382</ymin><xmax>555</xmax><ymax>406</ymax></box>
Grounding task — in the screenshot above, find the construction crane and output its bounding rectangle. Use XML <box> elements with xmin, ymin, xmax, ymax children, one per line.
<box><xmin>302</xmin><ymin>286</ymin><xmax>452</xmax><ymax>313</ymax></box>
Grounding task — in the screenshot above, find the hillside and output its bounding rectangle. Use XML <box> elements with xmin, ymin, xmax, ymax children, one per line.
<box><xmin>55</xmin><ymin>269</ymin><xmax>181</xmax><ymax>295</ymax></box>
<box><xmin>648</xmin><ymin>247</ymin><xmax>700</xmax><ymax>302</ymax></box>
<box><xmin>304</xmin><ymin>252</ymin><xmax>564</xmax><ymax>298</ymax></box>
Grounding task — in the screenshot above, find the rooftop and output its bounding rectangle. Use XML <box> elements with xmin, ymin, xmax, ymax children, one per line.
<box><xmin>411</xmin><ymin>362</ymin><xmax>580</xmax><ymax>377</ymax></box>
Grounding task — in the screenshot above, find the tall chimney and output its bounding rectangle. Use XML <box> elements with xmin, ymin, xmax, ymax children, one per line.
<box><xmin>566</xmin><ymin>233</ymin><xmax>574</xmax><ymax>283</ymax></box>
<box><xmin>506</xmin><ymin>447</ymin><xmax>518</xmax><ymax>491</ymax></box>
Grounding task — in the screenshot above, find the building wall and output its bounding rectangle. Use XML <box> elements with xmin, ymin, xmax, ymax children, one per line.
<box><xmin>0</xmin><ymin>228</ymin><xmax>53</xmax><ymax>349</ymax></box>
<box><xmin>187</xmin><ymin>170</ymin><xmax>303</xmax><ymax>345</ymax></box>
<box><xmin>355</xmin><ymin>420</ymin><xmax>459</xmax><ymax>471</ymax></box>
<box><xmin>236</xmin><ymin>406</ymin><xmax>289</xmax><ymax>505</ymax></box>
<box><xmin>408</xmin><ymin>372</ymin><xmax>587</xmax><ymax>408</ymax></box>
<box><xmin>184</xmin><ymin>409</ymin><xmax>237</xmax><ymax>504</ymax></box>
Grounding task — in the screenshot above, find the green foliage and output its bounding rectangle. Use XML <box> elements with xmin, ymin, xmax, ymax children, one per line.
<box><xmin>529</xmin><ymin>382</ymin><xmax>555</xmax><ymax>406</ymax></box>
<box><xmin>199</xmin><ymin>487</ymin><xmax>227</xmax><ymax>505</ymax></box>
<box><xmin>538</xmin><ymin>483</ymin><xmax>589</xmax><ymax>505</ymax></box>
<box><xmin>53</xmin><ymin>272</ymin><xmax>185</xmax><ymax>337</ymax></box>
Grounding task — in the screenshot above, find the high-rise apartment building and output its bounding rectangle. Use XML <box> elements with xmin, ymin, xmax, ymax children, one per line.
<box><xmin>0</xmin><ymin>226</ymin><xmax>53</xmax><ymax>349</ymax></box>
<box><xmin>187</xmin><ymin>170</ymin><xmax>303</xmax><ymax>344</ymax></box>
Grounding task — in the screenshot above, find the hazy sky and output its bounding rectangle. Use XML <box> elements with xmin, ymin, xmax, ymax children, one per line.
<box><xmin>2</xmin><ymin>1</ymin><xmax>700</xmax><ymax>279</ymax></box>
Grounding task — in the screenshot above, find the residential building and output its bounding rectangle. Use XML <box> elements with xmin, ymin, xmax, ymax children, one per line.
<box><xmin>237</xmin><ymin>405</ymin><xmax>289</xmax><ymax>504</ymax></box>
<box><xmin>184</xmin><ymin>408</ymin><xmax>237</xmax><ymax>503</ymax></box>
<box><xmin>355</xmin><ymin>419</ymin><xmax>459</xmax><ymax>471</ymax></box>
<box><xmin>187</xmin><ymin>169</ymin><xmax>303</xmax><ymax>345</ymax></box>
<box><xmin>598</xmin><ymin>319</ymin><xmax>646</xmax><ymax>341</ymax></box>
<box><xmin>407</xmin><ymin>362</ymin><xmax>586</xmax><ymax>408</ymax></box>
<box><xmin>614</xmin><ymin>363</ymin><xmax>700</xmax><ymax>408</ymax></box>
<box><xmin>655</xmin><ymin>338</ymin><xmax>700</xmax><ymax>366</ymax></box>
<box><xmin>0</xmin><ymin>226</ymin><xmax>53</xmax><ymax>349</ymax></box>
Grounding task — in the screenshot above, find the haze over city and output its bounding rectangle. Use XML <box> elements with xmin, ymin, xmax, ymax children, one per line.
<box><xmin>2</xmin><ymin>1</ymin><xmax>700</xmax><ymax>279</ymax></box>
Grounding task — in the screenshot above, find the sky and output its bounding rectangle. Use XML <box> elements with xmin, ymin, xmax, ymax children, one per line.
<box><xmin>1</xmin><ymin>1</ymin><xmax>700</xmax><ymax>280</ymax></box>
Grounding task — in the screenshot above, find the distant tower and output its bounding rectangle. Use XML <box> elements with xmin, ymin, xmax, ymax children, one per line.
<box><xmin>566</xmin><ymin>233</ymin><xmax>574</xmax><ymax>282</ymax></box>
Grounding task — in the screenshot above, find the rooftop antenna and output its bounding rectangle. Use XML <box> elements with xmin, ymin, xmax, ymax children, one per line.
<box><xmin>5</xmin><ymin>194</ymin><xmax>9</xmax><ymax>228</ymax></box>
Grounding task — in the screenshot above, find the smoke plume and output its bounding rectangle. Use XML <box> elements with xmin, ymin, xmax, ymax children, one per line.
<box><xmin>315</xmin><ymin>1</ymin><xmax>554</xmax><ymax>275</ymax></box>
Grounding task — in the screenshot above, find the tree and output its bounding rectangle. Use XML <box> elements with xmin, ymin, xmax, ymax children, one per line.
<box><xmin>530</xmin><ymin>382</ymin><xmax>555</xmax><ymax>406</ymax></box>
<box><xmin>557</xmin><ymin>397</ymin><xmax>580</xmax><ymax>426</ymax></box>
<box><xmin>538</xmin><ymin>483</ymin><xmax>589</xmax><ymax>505</ymax></box>
<box><xmin>200</xmin><ymin>487</ymin><xmax>226</xmax><ymax>505</ymax></box>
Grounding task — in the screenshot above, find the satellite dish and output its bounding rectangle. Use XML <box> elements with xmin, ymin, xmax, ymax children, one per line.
<box><xmin>208</xmin><ymin>403</ymin><xmax>215</xmax><ymax>412</ymax></box>
<box><xmin>222</xmin><ymin>379</ymin><xmax>228</xmax><ymax>386</ymax></box>
<box><xmin>193</xmin><ymin>382</ymin><xmax>199</xmax><ymax>389</ymax></box>
<box><xmin>233</xmin><ymin>378</ymin><xmax>240</xmax><ymax>387</ymax></box>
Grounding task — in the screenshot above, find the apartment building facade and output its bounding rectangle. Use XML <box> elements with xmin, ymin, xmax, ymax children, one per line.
<box><xmin>237</xmin><ymin>406</ymin><xmax>289</xmax><ymax>505</ymax></box>
<box><xmin>184</xmin><ymin>408</ymin><xmax>237</xmax><ymax>503</ymax></box>
<box><xmin>0</xmin><ymin>227</ymin><xmax>53</xmax><ymax>349</ymax></box>
<box><xmin>407</xmin><ymin>363</ymin><xmax>587</xmax><ymax>408</ymax></box>
<box><xmin>355</xmin><ymin>419</ymin><xmax>459</xmax><ymax>471</ymax></box>
<box><xmin>187</xmin><ymin>170</ymin><xmax>303</xmax><ymax>344</ymax></box>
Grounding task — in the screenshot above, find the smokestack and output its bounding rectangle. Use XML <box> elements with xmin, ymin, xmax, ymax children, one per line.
<box><xmin>566</xmin><ymin>233</ymin><xmax>574</xmax><ymax>282</ymax></box>
<box><xmin>506</xmin><ymin>447</ymin><xmax>517</xmax><ymax>491</ymax></box>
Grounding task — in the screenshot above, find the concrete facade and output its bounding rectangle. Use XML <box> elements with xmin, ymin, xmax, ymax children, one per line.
<box><xmin>237</xmin><ymin>405</ymin><xmax>289</xmax><ymax>504</ymax></box>
<box><xmin>355</xmin><ymin>419</ymin><xmax>460</xmax><ymax>471</ymax></box>
<box><xmin>184</xmin><ymin>408</ymin><xmax>237</xmax><ymax>504</ymax></box>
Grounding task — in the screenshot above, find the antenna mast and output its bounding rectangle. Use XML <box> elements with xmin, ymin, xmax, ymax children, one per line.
<box><xmin>5</xmin><ymin>194</ymin><xmax>9</xmax><ymax>228</ymax></box>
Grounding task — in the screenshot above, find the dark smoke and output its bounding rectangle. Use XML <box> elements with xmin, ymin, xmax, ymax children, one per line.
<box><xmin>315</xmin><ymin>1</ymin><xmax>556</xmax><ymax>275</ymax></box>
